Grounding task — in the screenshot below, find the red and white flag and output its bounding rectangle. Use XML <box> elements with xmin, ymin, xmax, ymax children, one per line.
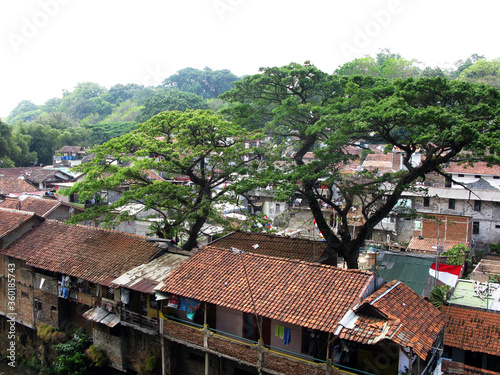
<box><xmin>429</xmin><ymin>263</ymin><xmax>462</xmax><ymax>287</ymax></box>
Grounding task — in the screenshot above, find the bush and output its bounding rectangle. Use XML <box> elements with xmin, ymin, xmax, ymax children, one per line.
<box><xmin>86</xmin><ymin>345</ymin><xmax>109</xmax><ymax>368</ymax></box>
<box><xmin>442</xmin><ymin>244</ymin><xmax>470</xmax><ymax>265</ymax></box>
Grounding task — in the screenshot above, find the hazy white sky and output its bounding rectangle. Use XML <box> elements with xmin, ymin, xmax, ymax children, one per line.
<box><xmin>1</xmin><ymin>0</ymin><xmax>499</xmax><ymax>118</ymax></box>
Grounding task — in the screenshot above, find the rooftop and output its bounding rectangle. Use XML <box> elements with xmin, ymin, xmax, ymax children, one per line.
<box><xmin>209</xmin><ymin>231</ymin><xmax>327</xmax><ymax>262</ymax></box>
<box><xmin>445</xmin><ymin>162</ymin><xmax>500</xmax><ymax>176</ymax></box>
<box><xmin>111</xmin><ymin>252</ymin><xmax>189</xmax><ymax>294</ymax></box>
<box><xmin>375</xmin><ymin>251</ymin><xmax>435</xmax><ymax>295</ymax></box>
<box><xmin>449</xmin><ymin>279</ymin><xmax>500</xmax><ymax>311</ymax></box>
<box><xmin>444</xmin><ymin>305</ymin><xmax>500</xmax><ymax>357</ymax></box>
<box><xmin>0</xmin><ymin>208</ymin><xmax>39</xmax><ymax>239</ymax></box>
<box><xmin>0</xmin><ymin>196</ymin><xmax>59</xmax><ymax>217</ymax></box>
<box><xmin>0</xmin><ymin>176</ymin><xmax>39</xmax><ymax>194</ymax></box>
<box><xmin>338</xmin><ymin>280</ymin><xmax>444</xmax><ymax>360</ymax></box>
<box><xmin>1</xmin><ymin>220</ymin><xmax>165</xmax><ymax>286</ymax></box>
<box><xmin>158</xmin><ymin>246</ymin><xmax>374</xmax><ymax>333</ymax></box>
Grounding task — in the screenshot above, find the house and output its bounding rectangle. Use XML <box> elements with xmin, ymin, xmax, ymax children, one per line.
<box><xmin>0</xmin><ymin>211</ymin><xmax>166</xmax><ymax>371</ymax></box>
<box><xmin>0</xmin><ymin>196</ymin><xmax>84</xmax><ymax>221</ymax></box>
<box><xmin>443</xmin><ymin>305</ymin><xmax>500</xmax><ymax>373</ymax></box>
<box><xmin>106</xmin><ymin>251</ymin><xmax>189</xmax><ymax>372</ymax></box>
<box><xmin>407</xmin><ymin>214</ymin><xmax>472</xmax><ymax>255</ymax></box>
<box><xmin>0</xmin><ymin>176</ymin><xmax>40</xmax><ymax>196</ymax></box>
<box><xmin>53</xmin><ymin>146</ymin><xmax>87</xmax><ymax>168</ymax></box>
<box><xmin>154</xmin><ymin>246</ymin><xmax>444</xmax><ymax>375</ymax></box>
<box><xmin>209</xmin><ymin>230</ymin><xmax>328</xmax><ymax>262</ymax></box>
<box><xmin>22</xmin><ymin>168</ymin><xmax>74</xmax><ymax>191</ymax></box>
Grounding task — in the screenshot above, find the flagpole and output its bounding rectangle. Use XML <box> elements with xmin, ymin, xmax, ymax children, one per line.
<box><xmin>232</xmin><ymin>247</ymin><xmax>263</xmax><ymax>342</ymax></box>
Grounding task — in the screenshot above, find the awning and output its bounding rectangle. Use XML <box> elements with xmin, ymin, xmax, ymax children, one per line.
<box><xmin>83</xmin><ymin>307</ymin><xmax>120</xmax><ymax>327</ymax></box>
<box><xmin>155</xmin><ymin>291</ymin><xmax>170</xmax><ymax>301</ymax></box>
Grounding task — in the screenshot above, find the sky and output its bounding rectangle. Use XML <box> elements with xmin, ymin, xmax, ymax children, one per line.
<box><xmin>1</xmin><ymin>0</ymin><xmax>499</xmax><ymax>119</ymax></box>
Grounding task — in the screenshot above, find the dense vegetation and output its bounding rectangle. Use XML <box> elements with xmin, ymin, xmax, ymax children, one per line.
<box><xmin>1</xmin><ymin>68</ymin><xmax>239</xmax><ymax>167</ymax></box>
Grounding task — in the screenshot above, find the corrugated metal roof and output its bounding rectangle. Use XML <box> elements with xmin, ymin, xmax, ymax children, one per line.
<box><xmin>83</xmin><ymin>307</ymin><xmax>120</xmax><ymax>327</ymax></box>
<box><xmin>375</xmin><ymin>252</ymin><xmax>435</xmax><ymax>295</ymax></box>
<box><xmin>111</xmin><ymin>252</ymin><xmax>189</xmax><ymax>294</ymax></box>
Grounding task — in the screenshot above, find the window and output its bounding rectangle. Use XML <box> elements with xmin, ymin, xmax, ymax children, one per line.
<box><xmin>458</xmin><ymin>174</ymin><xmax>464</xmax><ymax>178</ymax></box>
<box><xmin>495</xmin><ymin>224</ymin><xmax>500</xmax><ymax>229</ymax></box>
<box><xmin>475</xmin><ymin>175</ymin><xmax>481</xmax><ymax>179</ymax></box>
<box><xmin>34</xmin><ymin>299</ymin><xmax>42</xmax><ymax>311</ymax></box>
<box><xmin>494</xmin><ymin>176</ymin><xmax>500</xmax><ymax>180</ymax></box>
<box><xmin>448</xmin><ymin>199</ymin><xmax>456</xmax><ymax>210</ymax></box>
<box><xmin>423</xmin><ymin>197</ymin><xmax>430</xmax><ymax>207</ymax></box>
<box><xmin>474</xmin><ymin>200</ymin><xmax>481</xmax><ymax>212</ymax></box>
<box><xmin>21</xmin><ymin>291</ymin><xmax>29</xmax><ymax>298</ymax></box>
<box><xmin>445</xmin><ymin>176</ymin><xmax>452</xmax><ymax>188</ymax></box>
<box><xmin>134</xmin><ymin>331</ymin><xmax>144</xmax><ymax>348</ymax></box>
<box><xmin>473</xmin><ymin>222</ymin><xmax>480</xmax><ymax>235</ymax></box>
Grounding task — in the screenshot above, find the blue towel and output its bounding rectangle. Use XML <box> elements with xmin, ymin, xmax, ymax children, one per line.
<box><xmin>283</xmin><ymin>327</ymin><xmax>291</xmax><ymax>346</ymax></box>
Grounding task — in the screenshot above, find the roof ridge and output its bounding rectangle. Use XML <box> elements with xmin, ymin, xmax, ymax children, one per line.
<box><xmin>204</xmin><ymin>245</ymin><xmax>373</xmax><ymax>275</ymax></box>
<box><xmin>44</xmin><ymin>220</ymin><xmax>151</xmax><ymax>240</ymax></box>
<box><xmin>0</xmin><ymin>207</ymin><xmax>37</xmax><ymax>216</ymax></box>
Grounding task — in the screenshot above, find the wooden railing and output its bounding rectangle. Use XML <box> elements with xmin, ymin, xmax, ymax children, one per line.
<box><xmin>121</xmin><ymin>309</ymin><xmax>158</xmax><ymax>331</ymax></box>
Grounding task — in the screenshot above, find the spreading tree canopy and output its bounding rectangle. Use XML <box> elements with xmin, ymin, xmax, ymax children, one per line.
<box><xmin>221</xmin><ymin>62</ymin><xmax>500</xmax><ymax>268</ymax></box>
<box><xmin>66</xmin><ymin>109</ymin><xmax>262</xmax><ymax>251</ymax></box>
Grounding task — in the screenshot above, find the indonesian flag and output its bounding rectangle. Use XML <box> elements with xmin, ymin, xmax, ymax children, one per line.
<box><xmin>429</xmin><ymin>263</ymin><xmax>462</xmax><ymax>287</ymax></box>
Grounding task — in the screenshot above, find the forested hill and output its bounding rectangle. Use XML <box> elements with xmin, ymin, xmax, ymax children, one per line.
<box><xmin>1</xmin><ymin>52</ymin><xmax>499</xmax><ymax>168</ymax></box>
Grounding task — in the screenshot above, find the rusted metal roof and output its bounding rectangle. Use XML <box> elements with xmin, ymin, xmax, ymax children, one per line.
<box><xmin>111</xmin><ymin>252</ymin><xmax>189</xmax><ymax>294</ymax></box>
<box><xmin>83</xmin><ymin>307</ymin><xmax>120</xmax><ymax>327</ymax></box>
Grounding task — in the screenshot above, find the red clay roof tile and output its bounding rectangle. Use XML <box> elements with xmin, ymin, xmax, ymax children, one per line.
<box><xmin>210</xmin><ymin>231</ymin><xmax>327</xmax><ymax>262</ymax></box>
<box><xmin>158</xmin><ymin>246</ymin><xmax>374</xmax><ymax>333</ymax></box>
<box><xmin>1</xmin><ymin>220</ymin><xmax>164</xmax><ymax>286</ymax></box>
<box><xmin>444</xmin><ymin>305</ymin><xmax>500</xmax><ymax>357</ymax></box>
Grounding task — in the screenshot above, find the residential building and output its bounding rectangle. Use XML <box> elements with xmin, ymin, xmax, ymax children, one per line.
<box><xmin>155</xmin><ymin>246</ymin><xmax>444</xmax><ymax>375</ymax></box>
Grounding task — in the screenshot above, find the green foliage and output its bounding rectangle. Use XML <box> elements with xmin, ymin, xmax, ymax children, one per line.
<box><xmin>442</xmin><ymin>244</ymin><xmax>470</xmax><ymax>265</ymax></box>
<box><xmin>458</xmin><ymin>59</ymin><xmax>500</xmax><ymax>90</ymax></box>
<box><xmin>6</xmin><ymin>100</ymin><xmax>41</xmax><ymax>124</ymax></box>
<box><xmin>138</xmin><ymin>353</ymin><xmax>159</xmax><ymax>375</ymax></box>
<box><xmin>163</xmin><ymin>67</ymin><xmax>240</xmax><ymax>99</ymax></box>
<box><xmin>52</xmin><ymin>329</ymin><xmax>93</xmax><ymax>375</ymax></box>
<box><xmin>85</xmin><ymin>345</ymin><xmax>108</xmax><ymax>368</ymax></box>
<box><xmin>66</xmin><ymin>109</ymin><xmax>262</xmax><ymax>251</ymax></box>
<box><xmin>136</xmin><ymin>90</ymin><xmax>209</xmax><ymax>122</ymax></box>
<box><xmin>83</xmin><ymin>121</ymin><xmax>137</xmax><ymax>145</ymax></box>
<box><xmin>429</xmin><ymin>285</ymin><xmax>450</xmax><ymax>309</ymax></box>
<box><xmin>223</xmin><ymin>62</ymin><xmax>500</xmax><ymax>268</ymax></box>
<box><xmin>37</xmin><ymin>324</ymin><xmax>69</xmax><ymax>345</ymax></box>
<box><xmin>490</xmin><ymin>243</ymin><xmax>500</xmax><ymax>254</ymax></box>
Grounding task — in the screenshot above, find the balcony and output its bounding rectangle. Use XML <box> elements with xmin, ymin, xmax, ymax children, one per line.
<box><xmin>120</xmin><ymin>309</ymin><xmax>158</xmax><ymax>335</ymax></box>
<box><xmin>161</xmin><ymin>316</ymin><xmax>340</xmax><ymax>375</ymax></box>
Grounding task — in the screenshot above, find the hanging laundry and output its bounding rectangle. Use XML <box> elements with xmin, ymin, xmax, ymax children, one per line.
<box><xmin>121</xmin><ymin>289</ymin><xmax>130</xmax><ymax>304</ymax></box>
<box><xmin>275</xmin><ymin>325</ymin><xmax>284</xmax><ymax>339</ymax></box>
<box><xmin>179</xmin><ymin>297</ymin><xmax>201</xmax><ymax>320</ymax></box>
<box><xmin>283</xmin><ymin>327</ymin><xmax>291</xmax><ymax>346</ymax></box>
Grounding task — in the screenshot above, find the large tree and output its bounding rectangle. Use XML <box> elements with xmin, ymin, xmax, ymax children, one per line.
<box><xmin>66</xmin><ymin>110</ymin><xmax>262</xmax><ymax>251</ymax></box>
<box><xmin>222</xmin><ymin>62</ymin><xmax>500</xmax><ymax>268</ymax></box>
<box><xmin>163</xmin><ymin>67</ymin><xmax>240</xmax><ymax>99</ymax></box>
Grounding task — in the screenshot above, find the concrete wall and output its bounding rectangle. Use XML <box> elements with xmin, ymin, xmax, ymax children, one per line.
<box><xmin>216</xmin><ymin>306</ymin><xmax>243</xmax><ymax>338</ymax></box>
<box><xmin>270</xmin><ymin>319</ymin><xmax>302</xmax><ymax>354</ymax></box>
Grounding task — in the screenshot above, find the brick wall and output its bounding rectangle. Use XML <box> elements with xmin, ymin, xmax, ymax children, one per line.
<box><xmin>421</xmin><ymin>214</ymin><xmax>470</xmax><ymax>242</ymax></box>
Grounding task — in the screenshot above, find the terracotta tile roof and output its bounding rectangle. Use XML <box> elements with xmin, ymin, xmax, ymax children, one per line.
<box><xmin>0</xmin><ymin>197</ymin><xmax>59</xmax><ymax>217</ymax></box>
<box><xmin>0</xmin><ymin>167</ymin><xmax>42</xmax><ymax>177</ymax></box>
<box><xmin>59</xmin><ymin>146</ymin><xmax>84</xmax><ymax>153</ymax></box>
<box><xmin>444</xmin><ymin>305</ymin><xmax>500</xmax><ymax>357</ymax></box>
<box><xmin>1</xmin><ymin>220</ymin><xmax>164</xmax><ymax>286</ymax></box>
<box><xmin>407</xmin><ymin>237</ymin><xmax>465</xmax><ymax>254</ymax></box>
<box><xmin>442</xmin><ymin>360</ymin><xmax>500</xmax><ymax>375</ymax></box>
<box><xmin>0</xmin><ymin>208</ymin><xmax>39</xmax><ymax>238</ymax></box>
<box><xmin>338</xmin><ymin>281</ymin><xmax>444</xmax><ymax>360</ymax></box>
<box><xmin>209</xmin><ymin>231</ymin><xmax>327</xmax><ymax>262</ymax></box>
<box><xmin>158</xmin><ymin>246</ymin><xmax>374</xmax><ymax>332</ymax></box>
<box><xmin>445</xmin><ymin>162</ymin><xmax>500</xmax><ymax>176</ymax></box>
<box><xmin>24</xmin><ymin>169</ymin><xmax>72</xmax><ymax>184</ymax></box>
<box><xmin>0</xmin><ymin>177</ymin><xmax>38</xmax><ymax>194</ymax></box>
